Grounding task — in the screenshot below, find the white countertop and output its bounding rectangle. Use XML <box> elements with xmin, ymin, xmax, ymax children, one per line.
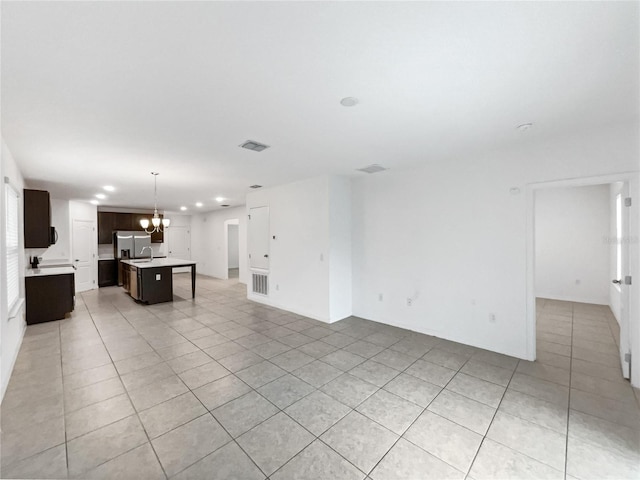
<box><xmin>120</xmin><ymin>258</ymin><xmax>195</xmax><ymax>269</ymax></box>
<box><xmin>26</xmin><ymin>266</ymin><xmax>75</xmax><ymax>277</ymax></box>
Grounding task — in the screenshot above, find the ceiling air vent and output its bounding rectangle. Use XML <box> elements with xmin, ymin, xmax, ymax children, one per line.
<box><xmin>240</xmin><ymin>140</ymin><xmax>270</xmax><ymax>152</ymax></box>
<box><xmin>249</xmin><ymin>185</ymin><xmax>263</xmax><ymax>189</ymax></box>
<box><xmin>221</xmin><ymin>204</ymin><xmax>230</xmax><ymax>207</ymax></box>
<box><xmin>357</xmin><ymin>164</ymin><xmax>388</xmax><ymax>174</ymax></box>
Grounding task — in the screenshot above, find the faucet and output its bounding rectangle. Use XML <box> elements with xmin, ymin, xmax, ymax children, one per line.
<box><xmin>140</xmin><ymin>246</ymin><xmax>153</xmax><ymax>260</ymax></box>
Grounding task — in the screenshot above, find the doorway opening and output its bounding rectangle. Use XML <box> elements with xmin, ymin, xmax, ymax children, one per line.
<box><xmin>527</xmin><ymin>174</ymin><xmax>638</xmax><ymax>387</ymax></box>
<box><xmin>225</xmin><ymin>219</ymin><xmax>240</xmax><ymax>280</ymax></box>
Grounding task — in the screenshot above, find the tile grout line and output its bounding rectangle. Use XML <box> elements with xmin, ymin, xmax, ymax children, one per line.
<box><xmin>563</xmin><ymin>302</ymin><xmax>575</xmax><ymax>480</ymax></box>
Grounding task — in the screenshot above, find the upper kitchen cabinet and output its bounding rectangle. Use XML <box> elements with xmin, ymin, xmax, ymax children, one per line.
<box><xmin>97</xmin><ymin>212</ymin><xmax>115</xmax><ymax>244</ymax></box>
<box><xmin>97</xmin><ymin>211</ymin><xmax>163</xmax><ymax>244</ymax></box>
<box><xmin>24</xmin><ymin>189</ymin><xmax>52</xmax><ymax>248</ymax></box>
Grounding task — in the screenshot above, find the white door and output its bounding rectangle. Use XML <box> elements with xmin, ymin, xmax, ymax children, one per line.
<box><xmin>615</xmin><ymin>182</ymin><xmax>631</xmax><ymax>378</ymax></box>
<box><xmin>72</xmin><ymin>219</ymin><xmax>95</xmax><ymax>292</ymax></box>
<box><xmin>168</xmin><ymin>226</ymin><xmax>191</xmax><ymax>273</ymax></box>
<box><xmin>248</xmin><ymin>206</ymin><xmax>269</xmax><ymax>270</ymax></box>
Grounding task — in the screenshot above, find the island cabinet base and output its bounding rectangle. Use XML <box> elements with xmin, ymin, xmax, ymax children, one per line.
<box><xmin>26</xmin><ymin>274</ymin><xmax>75</xmax><ymax>324</ymax></box>
<box><xmin>138</xmin><ymin>266</ymin><xmax>173</xmax><ymax>304</ymax></box>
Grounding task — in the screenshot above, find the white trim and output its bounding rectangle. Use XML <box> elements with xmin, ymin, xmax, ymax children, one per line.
<box><xmin>7</xmin><ymin>297</ymin><xmax>24</xmax><ymax>320</ymax></box>
<box><xmin>0</xmin><ymin>316</ymin><xmax>25</xmax><ymax>401</ymax></box>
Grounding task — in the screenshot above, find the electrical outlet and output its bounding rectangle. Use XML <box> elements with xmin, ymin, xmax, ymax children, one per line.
<box><xmin>378</xmin><ymin>293</ymin><xmax>383</xmax><ymax>301</ymax></box>
<box><xmin>489</xmin><ymin>313</ymin><xmax>496</xmax><ymax>323</ymax></box>
<box><xmin>407</xmin><ymin>298</ymin><xmax>412</xmax><ymax>307</ymax></box>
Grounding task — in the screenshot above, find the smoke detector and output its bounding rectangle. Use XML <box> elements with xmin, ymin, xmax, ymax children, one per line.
<box><xmin>240</xmin><ymin>140</ymin><xmax>270</xmax><ymax>152</ymax></box>
<box><xmin>340</xmin><ymin>97</ymin><xmax>359</xmax><ymax>107</ymax></box>
<box><xmin>357</xmin><ymin>164</ymin><xmax>388</xmax><ymax>174</ymax></box>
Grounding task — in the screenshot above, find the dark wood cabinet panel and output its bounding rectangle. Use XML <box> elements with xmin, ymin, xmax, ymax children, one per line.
<box><xmin>98</xmin><ymin>260</ymin><xmax>118</xmax><ymax>287</ymax></box>
<box><xmin>26</xmin><ymin>274</ymin><xmax>75</xmax><ymax>324</ymax></box>
<box><xmin>97</xmin><ymin>212</ymin><xmax>115</xmax><ymax>244</ymax></box>
<box><xmin>24</xmin><ymin>189</ymin><xmax>51</xmax><ymax>248</ymax></box>
<box><xmin>98</xmin><ymin>212</ymin><xmax>163</xmax><ymax>244</ymax></box>
<box><xmin>113</xmin><ymin>213</ymin><xmax>132</xmax><ymax>231</ymax></box>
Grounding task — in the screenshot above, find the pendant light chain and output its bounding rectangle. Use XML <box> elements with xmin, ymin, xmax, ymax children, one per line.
<box><xmin>140</xmin><ymin>172</ymin><xmax>171</xmax><ymax>233</ymax></box>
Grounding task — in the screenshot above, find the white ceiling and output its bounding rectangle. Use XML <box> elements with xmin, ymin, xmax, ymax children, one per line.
<box><xmin>2</xmin><ymin>1</ymin><xmax>638</xmax><ymax>211</ymax></box>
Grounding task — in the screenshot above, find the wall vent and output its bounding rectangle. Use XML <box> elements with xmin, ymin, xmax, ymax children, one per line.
<box><xmin>252</xmin><ymin>273</ymin><xmax>269</xmax><ymax>296</ymax></box>
<box><xmin>249</xmin><ymin>185</ymin><xmax>263</xmax><ymax>189</ymax></box>
<box><xmin>357</xmin><ymin>164</ymin><xmax>388</xmax><ymax>174</ymax></box>
<box><xmin>240</xmin><ymin>140</ymin><xmax>270</xmax><ymax>152</ymax></box>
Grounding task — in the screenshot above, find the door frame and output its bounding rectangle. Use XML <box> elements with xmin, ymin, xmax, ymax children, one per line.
<box><xmin>167</xmin><ymin>225</ymin><xmax>191</xmax><ymax>273</ymax></box>
<box><xmin>72</xmin><ymin>218</ymin><xmax>97</xmax><ymax>292</ymax></box>
<box><xmin>224</xmin><ymin>219</ymin><xmax>240</xmax><ymax>280</ymax></box>
<box><xmin>525</xmin><ymin>171</ymin><xmax>639</xmax><ymax>386</ymax></box>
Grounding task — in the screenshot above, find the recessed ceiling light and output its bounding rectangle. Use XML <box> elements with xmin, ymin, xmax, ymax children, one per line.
<box><xmin>340</xmin><ymin>97</ymin><xmax>359</xmax><ymax>107</ymax></box>
<box><xmin>95</xmin><ymin>193</ymin><xmax>106</xmax><ymax>199</ymax></box>
<box><xmin>195</xmin><ymin>202</ymin><xmax>203</xmax><ymax>207</ymax></box>
<box><xmin>215</xmin><ymin>197</ymin><xmax>224</xmax><ymax>202</ymax></box>
<box><xmin>90</xmin><ymin>200</ymin><xmax>99</xmax><ymax>205</ymax></box>
<box><xmin>180</xmin><ymin>206</ymin><xmax>187</xmax><ymax>211</ymax></box>
<box><xmin>517</xmin><ymin>123</ymin><xmax>533</xmax><ymax>132</ymax></box>
<box><xmin>103</xmin><ymin>185</ymin><xmax>115</xmax><ymax>192</ymax></box>
<box><xmin>249</xmin><ymin>185</ymin><xmax>262</xmax><ymax>189</ymax></box>
<box><xmin>221</xmin><ymin>204</ymin><xmax>230</xmax><ymax>207</ymax></box>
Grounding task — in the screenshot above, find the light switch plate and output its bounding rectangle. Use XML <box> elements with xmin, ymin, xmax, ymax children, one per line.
<box><xmin>156</xmin><ymin>274</ymin><xmax>161</xmax><ymax>281</ymax></box>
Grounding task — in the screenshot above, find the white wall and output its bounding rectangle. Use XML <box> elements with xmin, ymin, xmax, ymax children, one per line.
<box><xmin>329</xmin><ymin>176</ymin><xmax>353</xmax><ymax>321</ymax></box>
<box><xmin>246</xmin><ymin>175</ymin><xmax>351</xmax><ymax>323</ymax></box>
<box><xmin>351</xmin><ymin>123</ymin><xmax>639</xmax><ymax>360</ymax></box>
<box><xmin>535</xmin><ymin>185</ymin><xmax>610</xmax><ymax>304</ymax></box>
<box><xmin>227</xmin><ymin>225</ymin><xmax>239</xmax><ymax>268</ymax></box>
<box><xmin>1</xmin><ymin>140</ymin><xmax>26</xmax><ymax>401</ymax></box>
<box><xmin>191</xmin><ymin>206</ymin><xmax>247</xmax><ymax>284</ymax></box>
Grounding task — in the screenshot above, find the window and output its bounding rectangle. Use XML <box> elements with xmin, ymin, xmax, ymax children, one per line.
<box><xmin>5</xmin><ymin>182</ymin><xmax>20</xmax><ymax>313</ymax></box>
<box><xmin>616</xmin><ymin>193</ymin><xmax>622</xmax><ymax>284</ymax></box>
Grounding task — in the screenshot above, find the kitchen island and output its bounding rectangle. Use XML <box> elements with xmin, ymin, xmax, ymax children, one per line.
<box><xmin>120</xmin><ymin>258</ymin><xmax>196</xmax><ymax>304</ymax></box>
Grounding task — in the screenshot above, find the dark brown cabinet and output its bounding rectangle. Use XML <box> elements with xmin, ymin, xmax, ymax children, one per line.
<box><xmin>26</xmin><ymin>273</ymin><xmax>75</xmax><ymax>324</ymax></box>
<box><xmin>24</xmin><ymin>189</ymin><xmax>52</xmax><ymax>248</ymax></box>
<box><xmin>98</xmin><ymin>260</ymin><xmax>118</xmax><ymax>287</ymax></box>
<box><xmin>98</xmin><ymin>211</ymin><xmax>163</xmax><ymax>244</ymax></box>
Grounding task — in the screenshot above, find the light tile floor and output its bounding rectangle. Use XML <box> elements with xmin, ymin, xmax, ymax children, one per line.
<box><xmin>1</xmin><ymin>277</ymin><xmax>639</xmax><ymax>479</ymax></box>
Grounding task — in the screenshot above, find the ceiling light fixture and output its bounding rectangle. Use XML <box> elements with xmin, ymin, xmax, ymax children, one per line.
<box><xmin>195</xmin><ymin>202</ymin><xmax>203</xmax><ymax>207</ymax></box>
<box><xmin>90</xmin><ymin>200</ymin><xmax>99</xmax><ymax>205</ymax></box>
<box><xmin>95</xmin><ymin>193</ymin><xmax>106</xmax><ymax>199</ymax></box>
<box><xmin>180</xmin><ymin>206</ymin><xmax>187</xmax><ymax>211</ymax></box>
<box><xmin>103</xmin><ymin>185</ymin><xmax>115</xmax><ymax>192</ymax></box>
<box><xmin>340</xmin><ymin>97</ymin><xmax>359</xmax><ymax>107</ymax></box>
<box><xmin>517</xmin><ymin>123</ymin><xmax>533</xmax><ymax>132</ymax></box>
<box><xmin>215</xmin><ymin>197</ymin><xmax>224</xmax><ymax>202</ymax></box>
<box><xmin>140</xmin><ymin>172</ymin><xmax>170</xmax><ymax>233</ymax></box>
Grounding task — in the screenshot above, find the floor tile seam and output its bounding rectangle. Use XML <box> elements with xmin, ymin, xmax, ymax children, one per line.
<box><xmin>83</xmin><ymin>306</ymin><xmax>171</xmax><ymax>480</ymax></box>
<box><xmin>567</xmin><ymin>379</ymin><xmax>639</xmax><ymax>406</ymax></box>
<box><xmin>537</xmin><ymin>345</ymin><xmax>572</xmax><ymax>358</ymax></box>
<box><xmin>63</xmin><ymin>384</ymin><xmax>128</xmax><ymax>415</ymax></box>
<box><xmin>267</xmin><ymin>435</ymin><xmax>367</xmax><ymax>480</ymax></box>
<box><xmin>565</xmin><ymin>419</ymin><xmax>640</xmax><ymax>462</ymax></box>
<box><xmin>563</xmin><ymin>306</ymin><xmax>575</xmax><ymax>477</ymax></box>
<box><xmin>464</xmin><ymin>354</ymin><xmax>525</xmax><ymax>478</ymax></box>
<box><xmin>0</xmin><ymin>440</ymin><xmax>67</xmax><ymax>474</ymax></box>
<box><xmin>55</xmin><ymin>320</ymin><xmax>70</xmax><ymax>477</ymax></box>
<box><xmin>364</xmin><ymin>354</ymin><xmax>477</xmax><ymax>477</ymax></box>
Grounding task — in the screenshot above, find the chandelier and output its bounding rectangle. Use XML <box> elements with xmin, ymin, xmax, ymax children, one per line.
<box><xmin>140</xmin><ymin>172</ymin><xmax>170</xmax><ymax>233</ymax></box>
